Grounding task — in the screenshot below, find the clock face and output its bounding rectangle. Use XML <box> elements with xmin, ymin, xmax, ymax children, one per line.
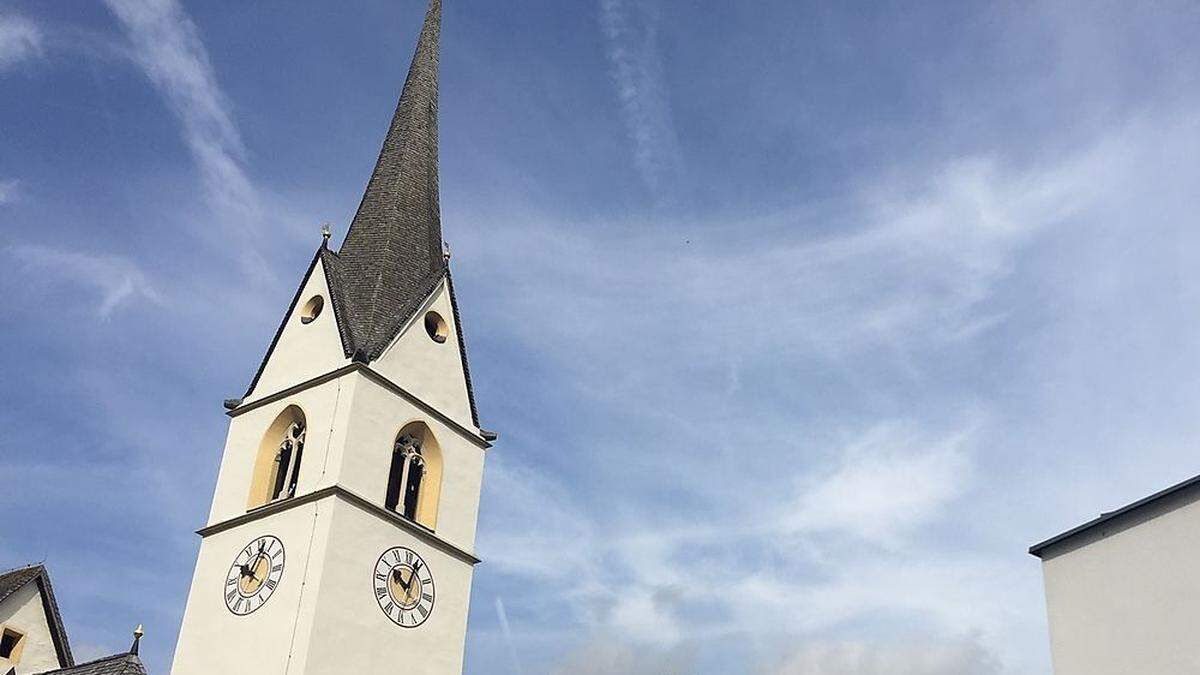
<box><xmin>224</xmin><ymin>535</ymin><xmax>285</xmax><ymax>616</ymax></box>
<box><xmin>373</xmin><ymin>547</ymin><xmax>435</xmax><ymax>628</ymax></box>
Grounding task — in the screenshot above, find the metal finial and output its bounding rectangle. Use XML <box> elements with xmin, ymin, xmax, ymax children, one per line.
<box><xmin>130</xmin><ymin>624</ymin><xmax>144</xmax><ymax>655</ymax></box>
<box><xmin>442</xmin><ymin>241</ymin><xmax>452</xmax><ymax>262</ymax></box>
<box><xmin>321</xmin><ymin>223</ymin><xmax>332</xmax><ymax>242</ymax></box>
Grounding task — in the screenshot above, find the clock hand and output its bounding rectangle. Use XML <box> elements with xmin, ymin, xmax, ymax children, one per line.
<box><xmin>393</xmin><ymin>567</ymin><xmax>411</xmax><ymax>592</ymax></box>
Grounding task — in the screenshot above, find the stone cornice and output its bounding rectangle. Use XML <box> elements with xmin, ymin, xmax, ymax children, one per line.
<box><xmin>196</xmin><ymin>486</ymin><xmax>481</xmax><ymax>566</ymax></box>
<box><xmin>228</xmin><ymin>363</ymin><xmax>491</xmax><ymax>450</ymax></box>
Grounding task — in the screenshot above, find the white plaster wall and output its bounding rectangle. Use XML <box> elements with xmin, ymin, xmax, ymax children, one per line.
<box><xmin>372</xmin><ymin>280</ymin><xmax>476</xmax><ymax>431</ymax></box>
<box><xmin>171</xmin><ymin>499</ymin><xmax>335</xmax><ymax>675</ymax></box>
<box><xmin>0</xmin><ymin>581</ymin><xmax>63</xmax><ymax>674</ymax></box>
<box><xmin>207</xmin><ymin>378</ymin><xmax>355</xmax><ymax>525</ymax></box>
<box><xmin>249</xmin><ymin>258</ymin><xmax>350</xmax><ymax>402</ymax></box>
<box><xmin>337</xmin><ymin>372</ymin><xmax>486</xmax><ymax>551</ymax></box>
<box><xmin>1041</xmin><ymin>499</ymin><xmax>1200</xmax><ymax>674</ymax></box>
<box><xmin>301</xmin><ymin>498</ymin><xmax>475</xmax><ymax>675</ymax></box>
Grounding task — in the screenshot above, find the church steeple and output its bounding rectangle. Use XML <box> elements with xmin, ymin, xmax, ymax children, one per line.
<box><xmin>333</xmin><ymin>0</ymin><xmax>445</xmax><ymax>358</ymax></box>
<box><xmin>174</xmin><ymin>5</ymin><xmax>491</xmax><ymax>671</ymax></box>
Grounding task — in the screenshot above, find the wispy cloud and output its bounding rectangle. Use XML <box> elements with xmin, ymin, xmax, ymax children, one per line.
<box><xmin>765</xmin><ymin>638</ymin><xmax>1001</xmax><ymax>675</ymax></box>
<box><xmin>5</xmin><ymin>244</ymin><xmax>163</xmax><ymax>317</ymax></box>
<box><xmin>784</xmin><ymin>421</ymin><xmax>976</xmax><ymax>546</ymax></box>
<box><xmin>480</xmin><ymin>417</ymin><xmax>982</xmax><ymax>648</ymax></box>
<box><xmin>102</xmin><ymin>0</ymin><xmax>264</xmax><ymax>240</ymax></box>
<box><xmin>599</xmin><ymin>0</ymin><xmax>683</xmax><ymax>203</ymax></box>
<box><xmin>0</xmin><ymin>13</ymin><xmax>43</xmax><ymax>70</ymax></box>
<box><xmin>466</xmin><ymin>98</ymin><xmax>1155</xmax><ymax>671</ymax></box>
<box><xmin>551</xmin><ymin>640</ymin><xmax>693</xmax><ymax>675</ymax></box>
<box><xmin>0</xmin><ymin>179</ymin><xmax>20</xmax><ymax>204</ymax></box>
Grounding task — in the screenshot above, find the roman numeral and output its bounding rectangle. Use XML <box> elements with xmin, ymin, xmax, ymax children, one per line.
<box><xmin>422</xmin><ymin>593</ymin><xmax>433</xmax><ymax>603</ymax></box>
<box><xmin>393</xmin><ymin>550</ymin><xmax>403</xmax><ymax>564</ymax></box>
<box><xmin>226</xmin><ymin>576</ymin><xmax>238</xmax><ymax>586</ymax></box>
<box><xmin>417</xmin><ymin>604</ymin><xmax>429</xmax><ymax>618</ymax></box>
<box><xmin>384</xmin><ymin>602</ymin><xmax>394</xmax><ymax>615</ymax></box>
<box><xmin>226</xmin><ymin>590</ymin><xmax>238</xmax><ymax>604</ymax></box>
<box><xmin>375</xmin><ymin>573</ymin><xmax>388</xmax><ymax>581</ymax></box>
<box><xmin>272</xmin><ymin>564</ymin><xmax>283</xmax><ymax>573</ymax></box>
<box><xmin>265</xmin><ymin>579</ymin><xmax>277</xmax><ymax>591</ymax></box>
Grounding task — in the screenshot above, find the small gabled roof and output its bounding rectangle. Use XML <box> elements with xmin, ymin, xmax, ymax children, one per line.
<box><xmin>0</xmin><ymin>565</ymin><xmax>74</xmax><ymax>668</ymax></box>
<box><xmin>35</xmin><ymin>653</ymin><xmax>146</xmax><ymax>675</ymax></box>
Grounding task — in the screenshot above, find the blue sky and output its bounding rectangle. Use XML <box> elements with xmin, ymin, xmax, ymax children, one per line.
<box><xmin>4</xmin><ymin>1</ymin><xmax>1200</xmax><ymax>673</ymax></box>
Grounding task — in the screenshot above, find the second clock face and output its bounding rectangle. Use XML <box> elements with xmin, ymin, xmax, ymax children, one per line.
<box><xmin>225</xmin><ymin>535</ymin><xmax>285</xmax><ymax>616</ymax></box>
<box><xmin>373</xmin><ymin>547</ymin><xmax>435</xmax><ymax>628</ymax></box>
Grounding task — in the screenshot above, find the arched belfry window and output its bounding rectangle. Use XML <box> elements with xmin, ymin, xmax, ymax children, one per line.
<box><xmin>271</xmin><ymin>420</ymin><xmax>306</xmax><ymax>502</ymax></box>
<box><xmin>386</xmin><ymin>434</ymin><xmax>425</xmax><ymax>520</ymax></box>
<box><xmin>384</xmin><ymin>422</ymin><xmax>443</xmax><ymax>528</ymax></box>
<box><xmin>248</xmin><ymin>406</ymin><xmax>307</xmax><ymax>510</ymax></box>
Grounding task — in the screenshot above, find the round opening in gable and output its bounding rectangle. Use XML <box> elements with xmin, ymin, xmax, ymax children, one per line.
<box><xmin>424</xmin><ymin>311</ymin><xmax>448</xmax><ymax>344</ymax></box>
<box><xmin>300</xmin><ymin>295</ymin><xmax>324</xmax><ymax>324</ymax></box>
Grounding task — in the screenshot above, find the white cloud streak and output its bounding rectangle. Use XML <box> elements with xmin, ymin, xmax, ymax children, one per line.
<box><xmin>599</xmin><ymin>0</ymin><xmax>683</xmax><ymax>203</ymax></box>
<box><xmin>5</xmin><ymin>244</ymin><xmax>163</xmax><ymax>317</ymax></box>
<box><xmin>0</xmin><ymin>13</ymin><xmax>43</xmax><ymax>70</ymax></box>
<box><xmin>784</xmin><ymin>421</ymin><xmax>976</xmax><ymax>546</ymax></box>
<box><xmin>103</xmin><ymin>0</ymin><xmax>263</xmax><ymax>230</ymax></box>
<box><xmin>766</xmin><ymin>638</ymin><xmax>1001</xmax><ymax>675</ymax></box>
<box><xmin>0</xmin><ymin>179</ymin><xmax>20</xmax><ymax>205</ymax></box>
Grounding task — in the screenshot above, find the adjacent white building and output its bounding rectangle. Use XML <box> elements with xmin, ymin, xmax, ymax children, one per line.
<box><xmin>1030</xmin><ymin>474</ymin><xmax>1200</xmax><ymax>674</ymax></box>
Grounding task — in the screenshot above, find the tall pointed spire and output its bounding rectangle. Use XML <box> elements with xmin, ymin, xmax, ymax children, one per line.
<box><xmin>335</xmin><ymin>0</ymin><xmax>445</xmax><ymax>355</ymax></box>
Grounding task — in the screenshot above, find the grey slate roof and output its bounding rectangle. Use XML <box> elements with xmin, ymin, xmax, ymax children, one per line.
<box><xmin>0</xmin><ymin>565</ymin><xmax>73</xmax><ymax>668</ymax></box>
<box><xmin>243</xmin><ymin>0</ymin><xmax>482</xmax><ymax>428</ymax></box>
<box><xmin>335</xmin><ymin>0</ymin><xmax>447</xmax><ymax>359</ymax></box>
<box><xmin>35</xmin><ymin>653</ymin><xmax>146</xmax><ymax>675</ymax></box>
<box><xmin>0</xmin><ymin>565</ymin><xmax>41</xmax><ymax>604</ymax></box>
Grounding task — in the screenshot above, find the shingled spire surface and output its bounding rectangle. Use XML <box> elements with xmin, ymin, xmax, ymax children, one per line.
<box><xmin>245</xmin><ymin>0</ymin><xmax>480</xmax><ymax>427</ymax></box>
<box><xmin>335</xmin><ymin>0</ymin><xmax>445</xmax><ymax>357</ymax></box>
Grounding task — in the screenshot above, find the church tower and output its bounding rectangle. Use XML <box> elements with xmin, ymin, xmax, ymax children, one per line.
<box><xmin>171</xmin><ymin>2</ymin><xmax>492</xmax><ymax>673</ymax></box>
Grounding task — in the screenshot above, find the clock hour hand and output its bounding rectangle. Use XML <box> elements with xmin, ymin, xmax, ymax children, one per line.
<box><xmin>393</xmin><ymin>567</ymin><xmax>411</xmax><ymax>592</ymax></box>
<box><xmin>239</xmin><ymin>561</ymin><xmax>260</xmax><ymax>582</ymax></box>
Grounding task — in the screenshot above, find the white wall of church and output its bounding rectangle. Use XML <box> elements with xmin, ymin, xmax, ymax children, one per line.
<box><xmin>301</xmin><ymin>498</ymin><xmax>475</xmax><ymax>675</ymax></box>
<box><xmin>171</xmin><ymin>499</ymin><xmax>336</xmax><ymax>675</ymax></box>
<box><xmin>1040</xmin><ymin>498</ymin><xmax>1200</xmax><ymax>674</ymax></box>
<box><xmin>249</xmin><ymin>257</ymin><xmax>350</xmax><ymax>402</ymax></box>
<box><xmin>206</xmin><ymin>378</ymin><xmax>354</xmax><ymax>525</ymax></box>
<box><xmin>0</xmin><ymin>581</ymin><xmax>63</xmax><ymax>674</ymax></box>
<box><xmin>336</xmin><ymin>371</ymin><xmax>486</xmax><ymax>551</ymax></box>
<box><xmin>371</xmin><ymin>279</ymin><xmax>477</xmax><ymax>431</ymax></box>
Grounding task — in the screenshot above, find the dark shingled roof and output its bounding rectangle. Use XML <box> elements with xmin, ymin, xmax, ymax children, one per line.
<box><xmin>35</xmin><ymin>653</ymin><xmax>147</xmax><ymax>675</ymax></box>
<box><xmin>0</xmin><ymin>565</ymin><xmax>73</xmax><ymax>668</ymax></box>
<box><xmin>243</xmin><ymin>0</ymin><xmax>481</xmax><ymax>428</ymax></box>
<box><xmin>0</xmin><ymin>565</ymin><xmax>41</xmax><ymax>604</ymax></box>
<box><xmin>336</xmin><ymin>0</ymin><xmax>446</xmax><ymax>359</ymax></box>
